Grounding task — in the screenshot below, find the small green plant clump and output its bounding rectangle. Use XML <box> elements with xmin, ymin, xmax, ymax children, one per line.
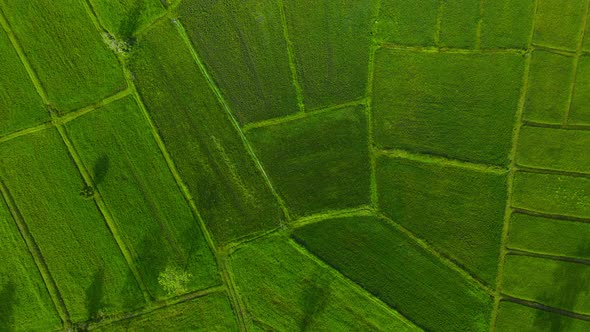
<box><xmin>158</xmin><ymin>265</ymin><xmax>192</xmax><ymax>296</ymax></box>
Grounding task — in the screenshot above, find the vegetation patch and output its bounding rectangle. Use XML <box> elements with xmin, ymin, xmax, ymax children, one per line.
<box><xmin>480</xmin><ymin>0</ymin><xmax>535</xmax><ymax>49</ymax></box>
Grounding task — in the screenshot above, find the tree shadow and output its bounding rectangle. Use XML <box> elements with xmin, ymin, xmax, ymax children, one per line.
<box><xmin>533</xmin><ymin>243</ymin><xmax>590</xmax><ymax>331</ymax></box>
<box><xmin>299</xmin><ymin>274</ymin><xmax>331</xmax><ymax>331</ymax></box>
<box><xmin>93</xmin><ymin>155</ymin><xmax>109</xmax><ymax>187</ymax></box>
<box><xmin>118</xmin><ymin>0</ymin><xmax>145</xmax><ymax>44</ymax></box>
<box><xmin>0</xmin><ymin>280</ymin><xmax>16</xmax><ymax>331</ymax></box>
<box><xmin>85</xmin><ymin>267</ymin><xmax>105</xmax><ymax>322</ymax></box>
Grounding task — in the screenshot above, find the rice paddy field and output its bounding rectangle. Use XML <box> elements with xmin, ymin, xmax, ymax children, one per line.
<box><xmin>0</xmin><ymin>0</ymin><xmax>588</xmax><ymax>331</ymax></box>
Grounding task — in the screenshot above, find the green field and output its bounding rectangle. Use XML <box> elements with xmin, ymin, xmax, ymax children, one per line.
<box><xmin>0</xmin><ymin>1</ymin><xmax>589</xmax><ymax>330</ymax></box>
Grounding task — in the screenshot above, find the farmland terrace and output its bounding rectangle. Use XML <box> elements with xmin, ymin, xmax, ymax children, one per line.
<box><xmin>0</xmin><ymin>0</ymin><xmax>589</xmax><ymax>331</ymax></box>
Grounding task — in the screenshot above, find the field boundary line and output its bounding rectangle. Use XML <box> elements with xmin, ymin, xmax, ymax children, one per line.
<box><xmin>366</xmin><ymin>0</ymin><xmax>381</xmax><ymax>210</ymax></box>
<box><xmin>242</xmin><ymin>97</ymin><xmax>368</xmax><ymax>132</ymax></box>
<box><xmin>87</xmin><ymin>285</ymin><xmax>226</xmax><ymax>330</ymax></box>
<box><xmin>522</xmin><ymin>120</ymin><xmax>590</xmax><ymax>131</ymax></box>
<box><xmin>475</xmin><ymin>0</ymin><xmax>484</xmax><ymax>49</ymax></box>
<box><xmin>490</xmin><ymin>1</ymin><xmax>538</xmax><ymax>329</ymax></box>
<box><xmin>502</xmin><ymin>296</ymin><xmax>590</xmax><ymax>321</ymax></box>
<box><xmin>132</xmin><ymin>0</ymin><xmax>180</xmax><ymax>38</ymax></box>
<box><xmin>515</xmin><ymin>165</ymin><xmax>590</xmax><ymax>179</ymax></box>
<box><xmin>511</xmin><ymin>207</ymin><xmax>590</xmax><ymax>224</ymax></box>
<box><xmin>174</xmin><ymin>19</ymin><xmax>291</xmax><ymax>223</ymax></box>
<box><xmin>376</xmin><ymin>148</ymin><xmax>508</xmax><ymax>174</ymax></box>
<box><xmin>287</xmin><ymin>238</ymin><xmax>424</xmax><ymax>331</ymax></box>
<box><xmin>563</xmin><ymin>0</ymin><xmax>590</xmax><ymax>126</ymax></box>
<box><xmin>58</xmin><ymin>88</ymin><xmax>132</xmax><ymax>124</ymax></box>
<box><xmin>277</xmin><ymin>0</ymin><xmax>305</xmax><ymax>113</ymax></box>
<box><xmin>377</xmin><ymin>212</ymin><xmax>494</xmax><ymax>296</ymax></box>
<box><xmin>224</xmin><ymin>227</ymin><xmax>282</xmax><ymax>256</ymax></box>
<box><xmin>506</xmin><ymin>249</ymin><xmax>590</xmax><ymax>267</ymax></box>
<box><xmin>380</xmin><ymin>42</ymin><xmax>526</xmax><ymax>55</ymax></box>
<box><xmin>434</xmin><ymin>0</ymin><xmax>444</xmax><ymax>46</ymax></box>
<box><xmin>531</xmin><ymin>43</ymin><xmax>577</xmax><ymax>57</ymax></box>
<box><xmin>0</xmin><ymin>180</ymin><xmax>71</xmax><ymax>328</ymax></box>
<box><xmin>290</xmin><ymin>205</ymin><xmax>375</xmax><ymax>229</ymax></box>
<box><xmin>0</xmin><ymin>122</ymin><xmax>52</xmax><ymax>145</ymax></box>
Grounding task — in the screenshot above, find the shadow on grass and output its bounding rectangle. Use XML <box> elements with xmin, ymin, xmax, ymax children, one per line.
<box><xmin>533</xmin><ymin>243</ymin><xmax>590</xmax><ymax>330</ymax></box>
<box><xmin>92</xmin><ymin>155</ymin><xmax>109</xmax><ymax>187</ymax></box>
<box><xmin>119</xmin><ymin>0</ymin><xmax>145</xmax><ymax>43</ymax></box>
<box><xmin>85</xmin><ymin>267</ymin><xmax>105</xmax><ymax>322</ymax></box>
<box><xmin>0</xmin><ymin>280</ymin><xmax>16</xmax><ymax>331</ymax></box>
<box><xmin>300</xmin><ymin>274</ymin><xmax>331</xmax><ymax>331</ymax></box>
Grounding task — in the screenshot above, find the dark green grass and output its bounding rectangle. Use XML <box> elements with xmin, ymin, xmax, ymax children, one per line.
<box><xmin>282</xmin><ymin>0</ymin><xmax>374</xmax><ymax>110</ymax></box>
<box><xmin>375</xmin><ymin>0</ymin><xmax>438</xmax><ymax>46</ymax></box>
<box><xmin>502</xmin><ymin>254</ymin><xmax>590</xmax><ymax>315</ymax></box>
<box><xmin>245</xmin><ymin>105</ymin><xmax>370</xmax><ymax>217</ymax></box>
<box><xmin>0</xmin><ymin>195</ymin><xmax>61</xmax><ymax>331</ymax></box>
<box><xmin>512</xmin><ymin>172</ymin><xmax>590</xmax><ymax>219</ymax></box>
<box><xmin>373</xmin><ymin>48</ymin><xmax>524</xmax><ymax>166</ymax></box>
<box><xmin>508</xmin><ymin>212</ymin><xmax>590</xmax><ymax>260</ymax></box>
<box><xmin>65</xmin><ymin>96</ymin><xmax>219</xmax><ymax>299</ymax></box>
<box><xmin>292</xmin><ymin>215</ymin><xmax>493</xmax><ymax>332</ymax></box>
<box><xmin>230</xmin><ymin>235</ymin><xmax>418</xmax><ymax>331</ymax></box>
<box><xmin>480</xmin><ymin>0</ymin><xmax>535</xmax><ymax>49</ymax></box>
<box><xmin>495</xmin><ymin>300</ymin><xmax>590</xmax><ymax>332</ymax></box>
<box><xmin>516</xmin><ymin>126</ymin><xmax>590</xmax><ymax>174</ymax></box>
<box><xmin>129</xmin><ymin>21</ymin><xmax>283</xmax><ymax>245</ymax></box>
<box><xmin>533</xmin><ymin>0</ymin><xmax>587</xmax><ymax>51</ymax></box>
<box><xmin>570</xmin><ymin>56</ymin><xmax>590</xmax><ymax>125</ymax></box>
<box><xmin>523</xmin><ymin>50</ymin><xmax>575</xmax><ymax>124</ymax></box>
<box><xmin>95</xmin><ymin>292</ymin><xmax>237</xmax><ymax>331</ymax></box>
<box><xmin>0</xmin><ymin>129</ymin><xmax>144</xmax><ymax>322</ymax></box>
<box><xmin>178</xmin><ymin>0</ymin><xmax>299</xmax><ymax>124</ymax></box>
<box><xmin>0</xmin><ymin>28</ymin><xmax>47</xmax><ymax>136</ymax></box>
<box><xmin>89</xmin><ymin>0</ymin><xmax>165</xmax><ymax>40</ymax></box>
<box><xmin>0</xmin><ymin>0</ymin><xmax>126</xmax><ymax>112</ymax></box>
<box><xmin>438</xmin><ymin>0</ymin><xmax>479</xmax><ymax>48</ymax></box>
<box><xmin>376</xmin><ymin>155</ymin><xmax>506</xmax><ymax>285</ymax></box>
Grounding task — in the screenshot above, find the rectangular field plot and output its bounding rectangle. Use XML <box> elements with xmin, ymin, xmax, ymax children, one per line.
<box><xmin>0</xmin><ymin>194</ymin><xmax>61</xmax><ymax>331</ymax></box>
<box><xmin>373</xmin><ymin>48</ymin><xmax>524</xmax><ymax>166</ymax></box>
<box><xmin>438</xmin><ymin>0</ymin><xmax>480</xmax><ymax>48</ymax></box>
<box><xmin>230</xmin><ymin>235</ymin><xmax>418</xmax><ymax>331</ymax></box>
<box><xmin>508</xmin><ymin>213</ymin><xmax>590</xmax><ymax>260</ymax></box>
<box><xmin>502</xmin><ymin>254</ymin><xmax>590</xmax><ymax>315</ymax></box>
<box><xmin>65</xmin><ymin>96</ymin><xmax>219</xmax><ymax>299</ymax></box>
<box><xmin>178</xmin><ymin>0</ymin><xmax>299</xmax><ymax>124</ymax></box>
<box><xmin>512</xmin><ymin>172</ymin><xmax>590</xmax><ymax>219</ymax></box>
<box><xmin>376</xmin><ymin>155</ymin><xmax>507</xmax><ymax>285</ymax></box>
<box><xmin>245</xmin><ymin>105</ymin><xmax>370</xmax><ymax>217</ymax></box>
<box><xmin>292</xmin><ymin>215</ymin><xmax>493</xmax><ymax>332</ymax></box>
<box><xmin>523</xmin><ymin>50</ymin><xmax>575</xmax><ymax>124</ymax></box>
<box><xmin>89</xmin><ymin>0</ymin><xmax>164</xmax><ymax>39</ymax></box>
<box><xmin>282</xmin><ymin>0</ymin><xmax>375</xmax><ymax>109</ymax></box>
<box><xmin>495</xmin><ymin>300</ymin><xmax>590</xmax><ymax>332</ymax></box>
<box><xmin>129</xmin><ymin>21</ymin><xmax>283</xmax><ymax>245</ymax></box>
<box><xmin>533</xmin><ymin>0</ymin><xmax>587</xmax><ymax>51</ymax></box>
<box><xmin>0</xmin><ymin>27</ymin><xmax>48</xmax><ymax>136</ymax></box>
<box><xmin>0</xmin><ymin>0</ymin><xmax>126</xmax><ymax>112</ymax></box>
<box><xmin>480</xmin><ymin>0</ymin><xmax>535</xmax><ymax>49</ymax></box>
<box><xmin>516</xmin><ymin>126</ymin><xmax>590</xmax><ymax>174</ymax></box>
<box><xmin>570</xmin><ymin>56</ymin><xmax>590</xmax><ymax>125</ymax></box>
<box><xmin>95</xmin><ymin>292</ymin><xmax>237</xmax><ymax>331</ymax></box>
<box><xmin>375</xmin><ymin>0</ymin><xmax>438</xmax><ymax>46</ymax></box>
<box><xmin>0</xmin><ymin>129</ymin><xmax>145</xmax><ymax>322</ymax></box>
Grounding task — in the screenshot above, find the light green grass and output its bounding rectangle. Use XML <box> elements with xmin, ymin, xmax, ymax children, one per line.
<box><xmin>178</xmin><ymin>0</ymin><xmax>299</xmax><ymax>124</ymax></box>
<box><xmin>376</xmin><ymin>155</ymin><xmax>506</xmax><ymax>285</ymax></box>
<box><xmin>533</xmin><ymin>0</ymin><xmax>587</xmax><ymax>51</ymax></box>
<box><xmin>438</xmin><ymin>0</ymin><xmax>479</xmax><ymax>48</ymax></box>
<box><xmin>495</xmin><ymin>301</ymin><xmax>590</xmax><ymax>332</ymax></box>
<box><xmin>0</xmin><ymin>129</ymin><xmax>144</xmax><ymax>322</ymax></box>
<box><xmin>508</xmin><ymin>212</ymin><xmax>590</xmax><ymax>260</ymax></box>
<box><xmin>375</xmin><ymin>0</ymin><xmax>438</xmax><ymax>46</ymax></box>
<box><xmin>0</xmin><ymin>28</ymin><xmax>47</xmax><ymax>136</ymax></box>
<box><xmin>95</xmin><ymin>293</ymin><xmax>237</xmax><ymax>331</ymax></box>
<box><xmin>516</xmin><ymin>126</ymin><xmax>590</xmax><ymax>174</ymax></box>
<box><xmin>480</xmin><ymin>0</ymin><xmax>535</xmax><ymax>49</ymax></box>
<box><xmin>293</xmin><ymin>215</ymin><xmax>493</xmax><ymax>332</ymax></box>
<box><xmin>65</xmin><ymin>96</ymin><xmax>219</xmax><ymax>299</ymax></box>
<box><xmin>502</xmin><ymin>254</ymin><xmax>590</xmax><ymax>315</ymax></box>
<box><xmin>373</xmin><ymin>48</ymin><xmax>524</xmax><ymax>166</ymax></box>
<box><xmin>282</xmin><ymin>0</ymin><xmax>375</xmax><ymax>109</ymax></box>
<box><xmin>230</xmin><ymin>235</ymin><xmax>418</xmax><ymax>331</ymax></box>
<box><xmin>129</xmin><ymin>21</ymin><xmax>283</xmax><ymax>245</ymax></box>
<box><xmin>246</xmin><ymin>105</ymin><xmax>371</xmax><ymax>218</ymax></box>
<box><xmin>523</xmin><ymin>50</ymin><xmax>575</xmax><ymax>124</ymax></box>
<box><xmin>0</xmin><ymin>195</ymin><xmax>61</xmax><ymax>331</ymax></box>
<box><xmin>570</xmin><ymin>55</ymin><xmax>590</xmax><ymax>125</ymax></box>
<box><xmin>512</xmin><ymin>171</ymin><xmax>590</xmax><ymax>219</ymax></box>
<box><xmin>0</xmin><ymin>0</ymin><xmax>126</xmax><ymax>112</ymax></box>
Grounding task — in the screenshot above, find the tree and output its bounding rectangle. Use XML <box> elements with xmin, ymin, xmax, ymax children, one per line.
<box><xmin>158</xmin><ymin>266</ymin><xmax>192</xmax><ymax>296</ymax></box>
